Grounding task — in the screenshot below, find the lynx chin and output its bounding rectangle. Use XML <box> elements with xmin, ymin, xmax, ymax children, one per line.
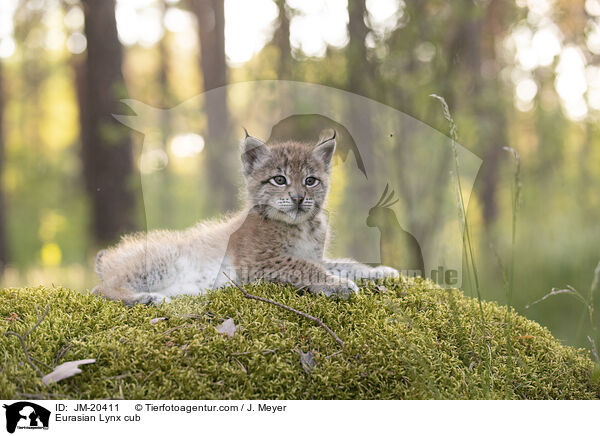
<box><xmin>93</xmin><ymin>131</ymin><xmax>399</xmax><ymax>305</ymax></box>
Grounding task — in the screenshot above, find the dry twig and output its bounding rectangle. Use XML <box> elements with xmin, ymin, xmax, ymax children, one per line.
<box><xmin>224</xmin><ymin>274</ymin><xmax>344</xmax><ymax>347</ymax></box>
<box><xmin>4</xmin><ymin>303</ymin><xmax>50</xmax><ymax>378</ymax></box>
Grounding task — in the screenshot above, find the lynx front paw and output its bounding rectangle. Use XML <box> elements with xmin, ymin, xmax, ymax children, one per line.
<box><xmin>307</xmin><ymin>278</ymin><xmax>359</xmax><ymax>299</ymax></box>
<box><xmin>134</xmin><ymin>294</ymin><xmax>172</xmax><ymax>306</ymax></box>
<box><xmin>369</xmin><ymin>266</ymin><xmax>400</xmax><ymax>280</ymax></box>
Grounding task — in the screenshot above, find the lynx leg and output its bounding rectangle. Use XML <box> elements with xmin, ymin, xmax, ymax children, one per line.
<box><xmin>93</xmin><ymin>284</ymin><xmax>170</xmax><ymax>306</ymax></box>
<box><xmin>128</xmin><ymin>293</ymin><xmax>172</xmax><ymax>306</ymax></box>
<box><xmin>248</xmin><ymin>256</ymin><xmax>359</xmax><ymax>299</ymax></box>
<box><xmin>324</xmin><ymin>258</ymin><xmax>399</xmax><ymax>281</ymax></box>
<box><xmin>92</xmin><ymin>276</ymin><xmax>170</xmax><ymax>306</ymax></box>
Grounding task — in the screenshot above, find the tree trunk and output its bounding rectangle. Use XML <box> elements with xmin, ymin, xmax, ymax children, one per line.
<box><xmin>273</xmin><ymin>0</ymin><xmax>291</xmax><ymax>79</ymax></box>
<box><xmin>0</xmin><ymin>63</ymin><xmax>7</xmax><ymax>274</ymax></box>
<box><xmin>79</xmin><ymin>0</ymin><xmax>136</xmax><ymax>244</ymax></box>
<box><xmin>346</xmin><ymin>0</ymin><xmax>374</xmax><ymax>162</ymax></box>
<box><xmin>157</xmin><ymin>0</ymin><xmax>173</xmax><ymax>227</ymax></box>
<box><xmin>345</xmin><ymin>0</ymin><xmax>378</xmax><ymax>256</ymax></box>
<box><xmin>190</xmin><ymin>0</ymin><xmax>237</xmax><ymax>213</ymax></box>
<box><xmin>347</xmin><ymin>0</ymin><xmax>373</xmax><ymax>97</ymax></box>
<box><xmin>478</xmin><ymin>0</ymin><xmax>509</xmax><ymax>225</ymax></box>
<box><xmin>452</xmin><ymin>0</ymin><xmax>508</xmax><ymax>225</ymax></box>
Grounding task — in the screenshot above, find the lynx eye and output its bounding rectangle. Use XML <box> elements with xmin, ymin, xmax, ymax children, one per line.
<box><xmin>305</xmin><ymin>176</ymin><xmax>319</xmax><ymax>187</ymax></box>
<box><xmin>269</xmin><ymin>175</ymin><xmax>287</xmax><ymax>186</ymax></box>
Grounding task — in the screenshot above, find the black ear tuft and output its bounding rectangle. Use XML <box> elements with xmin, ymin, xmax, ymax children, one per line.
<box><xmin>313</xmin><ymin>133</ymin><xmax>336</xmax><ymax>167</ymax></box>
<box><xmin>241</xmin><ymin>135</ymin><xmax>269</xmax><ymax>175</ymax></box>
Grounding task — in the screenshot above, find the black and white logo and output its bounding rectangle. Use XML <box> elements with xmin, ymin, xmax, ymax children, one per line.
<box><xmin>2</xmin><ymin>402</ymin><xmax>50</xmax><ymax>434</ymax></box>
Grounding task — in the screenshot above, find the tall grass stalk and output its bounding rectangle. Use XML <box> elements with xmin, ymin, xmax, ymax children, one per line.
<box><xmin>589</xmin><ymin>261</ymin><xmax>600</xmax><ymax>359</ymax></box>
<box><xmin>430</xmin><ymin>94</ymin><xmax>492</xmax><ymax>391</ymax></box>
<box><xmin>503</xmin><ymin>147</ymin><xmax>521</xmax><ymax>313</ymax></box>
<box><xmin>500</xmin><ymin>146</ymin><xmax>521</xmax><ymax>391</ymax></box>
<box><xmin>526</xmin><ymin>260</ymin><xmax>600</xmax><ymax>366</ymax></box>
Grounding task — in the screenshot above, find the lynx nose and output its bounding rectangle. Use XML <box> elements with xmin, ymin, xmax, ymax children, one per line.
<box><xmin>289</xmin><ymin>193</ymin><xmax>305</xmax><ymax>205</ymax></box>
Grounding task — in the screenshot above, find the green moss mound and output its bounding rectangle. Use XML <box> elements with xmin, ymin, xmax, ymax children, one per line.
<box><xmin>1</xmin><ymin>278</ymin><xmax>599</xmax><ymax>399</ymax></box>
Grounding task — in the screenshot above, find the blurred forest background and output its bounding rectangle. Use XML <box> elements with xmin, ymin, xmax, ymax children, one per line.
<box><xmin>0</xmin><ymin>0</ymin><xmax>599</xmax><ymax>351</ymax></box>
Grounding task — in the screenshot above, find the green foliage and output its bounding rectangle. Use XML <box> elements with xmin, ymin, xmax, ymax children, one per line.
<box><xmin>1</xmin><ymin>278</ymin><xmax>598</xmax><ymax>400</ymax></box>
<box><xmin>2</xmin><ymin>0</ymin><xmax>600</xmax><ymax>379</ymax></box>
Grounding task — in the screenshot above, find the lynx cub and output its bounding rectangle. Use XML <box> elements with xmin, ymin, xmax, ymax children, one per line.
<box><xmin>93</xmin><ymin>132</ymin><xmax>399</xmax><ymax>305</ymax></box>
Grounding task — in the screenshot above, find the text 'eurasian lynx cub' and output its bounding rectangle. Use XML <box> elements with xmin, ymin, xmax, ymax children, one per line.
<box><xmin>93</xmin><ymin>132</ymin><xmax>399</xmax><ymax>305</ymax></box>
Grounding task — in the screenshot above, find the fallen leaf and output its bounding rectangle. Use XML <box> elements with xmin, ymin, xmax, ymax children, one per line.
<box><xmin>215</xmin><ymin>318</ymin><xmax>238</xmax><ymax>338</ymax></box>
<box><xmin>6</xmin><ymin>313</ymin><xmax>19</xmax><ymax>322</ymax></box>
<box><xmin>299</xmin><ymin>350</ymin><xmax>317</xmax><ymax>374</ymax></box>
<box><xmin>42</xmin><ymin>359</ymin><xmax>96</xmax><ymax>385</ymax></box>
<box><xmin>150</xmin><ymin>317</ymin><xmax>169</xmax><ymax>325</ymax></box>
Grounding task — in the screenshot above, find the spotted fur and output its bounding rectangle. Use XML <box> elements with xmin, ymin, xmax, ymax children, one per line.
<box><xmin>93</xmin><ymin>134</ymin><xmax>398</xmax><ymax>305</ymax></box>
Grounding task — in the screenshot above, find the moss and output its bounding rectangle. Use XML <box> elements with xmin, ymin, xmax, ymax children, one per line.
<box><xmin>0</xmin><ymin>278</ymin><xmax>598</xmax><ymax>400</ymax></box>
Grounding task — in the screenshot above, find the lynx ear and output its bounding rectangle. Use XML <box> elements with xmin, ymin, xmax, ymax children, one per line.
<box><xmin>313</xmin><ymin>131</ymin><xmax>336</xmax><ymax>167</ymax></box>
<box><xmin>241</xmin><ymin>133</ymin><xmax>269</xmax><ymax>175</ymax></box>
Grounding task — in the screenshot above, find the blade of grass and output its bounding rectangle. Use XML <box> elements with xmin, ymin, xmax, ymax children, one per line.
<box><xmin>500</xmin><ymin>146</ymin><xmax>521</xmax><ymax>394</ymax></box>
<box><xmin>525</xmin><ymin>286</ymin><xmax>588</xmax><ymax>309</ymax></box>
<box><xmin>502</xmin><ymin>146</ymin><xmax>521</xmax><ymax>314</ymax></box>
<box><xmin>430</xmin><ymin>94</ymin><xmax>492</xmax><ymax>393</ymax></box>
<box><xmin>430</xmin><ymin>94</ymin><xmax>484</xmax><ymax>320</ymax></box>
<box><xmin>526</xmin><ymin>260</ymin><xmax>600</xmax><ymax>366</ymax></box>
